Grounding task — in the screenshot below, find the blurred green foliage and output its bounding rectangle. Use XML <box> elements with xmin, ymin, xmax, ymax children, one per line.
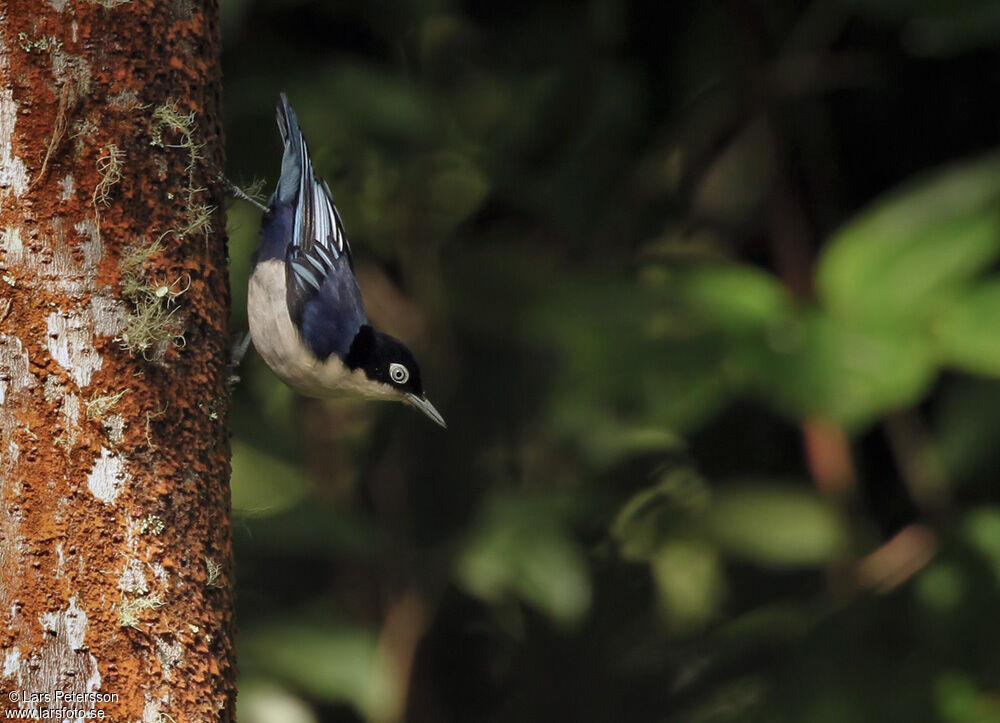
<box><xmin>222</xmin><ymin>0</ymin><xmax>1000</xmax><ymax>721</ymax></box>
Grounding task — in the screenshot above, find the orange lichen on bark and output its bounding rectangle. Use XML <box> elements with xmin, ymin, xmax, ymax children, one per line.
<box><xmin>1</xmin><ymin>0</ymin><xmax>234</xmax><ymax>720</ymax></box>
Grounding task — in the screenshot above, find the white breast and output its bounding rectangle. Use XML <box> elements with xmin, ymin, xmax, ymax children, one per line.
<box><xmin>247</xmin><ymin>260</ymin><xmax>352</xmax><ymax>397</ymax></box>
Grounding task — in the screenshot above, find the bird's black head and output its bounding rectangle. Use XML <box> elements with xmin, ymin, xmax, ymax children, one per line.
<box><xmin>344</xmin><ymin>325</ymin><xmax>446</xmax><ymax>427</ymax></box>
<box><xmin>346</xmin><ymin>325</ymin><xmax>423</xmax><ymax>393</ymax></box>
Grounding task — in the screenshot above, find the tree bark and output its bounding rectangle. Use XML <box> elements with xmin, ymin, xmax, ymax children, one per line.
<box><xmin>0</xmin><ymin>1</ymin><xmax>234</xmax><ymax>720</ymax></box>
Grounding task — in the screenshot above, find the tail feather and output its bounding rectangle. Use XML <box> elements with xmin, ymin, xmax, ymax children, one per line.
<box><xmin>270</xmin><ymin>94</ymin><xmax>359</xmax><ymax>331</ymax></box>
<box><xmin>275</xmin><ymin>92</ymin><xmax>307</xmax><ymax>204</ymax></box>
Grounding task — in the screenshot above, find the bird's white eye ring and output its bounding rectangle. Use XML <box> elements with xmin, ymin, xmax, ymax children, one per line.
<box><xmin>389</xmin><ymin>363</ymin><xmax>409</xmax><ymax>384</ymax></box>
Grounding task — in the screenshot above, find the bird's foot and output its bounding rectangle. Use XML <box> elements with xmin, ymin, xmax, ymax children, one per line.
<box><xmin>218</xmin><ymin>174</ymin><xmax>268</xmax><ymax>212</ymax></box>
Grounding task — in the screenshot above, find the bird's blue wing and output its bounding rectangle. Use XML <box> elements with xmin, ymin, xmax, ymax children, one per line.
<box><xmin>273</xmin><ymin>94</ymin><xmax>365</xmax><ymax>355</ymax></box>
<box><xmin>298</xmin><ymin>255</ymin><xmax>367</xmax><ymax>360</ymax></box>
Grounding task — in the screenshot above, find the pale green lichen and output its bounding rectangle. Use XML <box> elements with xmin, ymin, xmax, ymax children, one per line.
<box><xmin>86</xmin><ymin>389</ymin><xmax>127</xmax><ymax>420</ymax></box>
<box><xmin>240</xmin><ymin>176</ymin><xmax>268</xmax><ymax>204</ymax></box>
<box><xmin>99</xmin><ymin>102</ymin><xmax>217</xmax><ymax>364</ymax></box>
<box><xmin>140</xmin><ymin>514</ymin><xmax>166</xmax><ymax>535</ymax></box>
<box><xmin>153</xmin><ymin>274</ymin><xmax>191</xmax><ymax>303</ymax></box>
<box><xmin>119</xmin><ymin>235</ymin><xmax>165</xmax><ymax>299</ymax></box>
<box><xmin>150</xmin><ymin>101</ymin><xmax>216</xmax><ymax>238</ymax></box>
<box><xmin>181</xmin><ymin>198</ymin><xmax>214</xmax><ymax>237</ymax></box>
<box><xmin>18</xmin><ymin>33</ymin><xmax>63</xmax><ymax>54</ymax></box>
<box><xmin>205</xmin><ymin>558</ymin><xmax>223</xmax><ymax>587</ymax></box>
<box><xmin>118</xmin><ymin>295</ymin><xmax>183</xmax><ymax>360</ymax></box>
<box><xmin>117</xmin><ymin>235</ymin><xmax>189</xmax><ymax>361</ymax></box>
<box><xmin>118</xmin><ymin>591</ymin><xmax>165</xmax><ymax>629</ymax></box>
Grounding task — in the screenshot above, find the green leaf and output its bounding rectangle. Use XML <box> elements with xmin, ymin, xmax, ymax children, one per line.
<box><xmin>676</xmin><ymin>263</ymin><xmax>794</xmax><ymax>331</ymax></box>
<box><xmin>915</xmin><ymin>561</ymin><xmax>966</xmax><ymax>614</ymax></box>
<box><xmin>651</xmin><ymin>539</ymin><xmax>727</xmax><ymax>633</ymax></box>
<box><xmin>752</xmin><ymin>311</ymin><xmax>936</xmax><ymax>429</ymax></box>
<box><xmin>240</xmin><ymin>624</ymin><xmax>396</xmax><ymax>722</ymax></box>
<box><xmin>455</xmin><ymin>496</ymin><xmax>591</xmax><ymax>626</ymax></box>
<box><xmin>816</xmin><ymin>153</ymin><xmax>1000</xmax><ymax>325</ymax></box>
<box><xmin>704</xmin><ymin>484</ymin><xmax>850</xmax><ymax>568</ymax></box>
<box><xmin>932</xmin><ymin>280</ymin><xmax>1000</xmax><ymax>376</ymax></box>
<box><xmin>935</xmin><ymin>672</ymin><xmax>980</xmax><ymax>723</ymax></box>
<box><xmin>611</xmin><ymin>468</ymin><xmax>711</xmax><ymax>560</ymax></box>
<box><xmin>934</xmin><ymin>671</ymin><xmax>1000</xmax><ymax>723</ymax></box>
<box><xmin>582</xmin><ymin>424</ymin><xmax>687</xmax><ymax>469</ymax></box>
<box><xmin>717</xmin><ymin>603</ymin><xmax>815</xmax><ymax>647</ymax></box>
<box><xmin>533</xmin><ymin>280</ymin><xmax>735</xmax><ymax>436</ymax></box>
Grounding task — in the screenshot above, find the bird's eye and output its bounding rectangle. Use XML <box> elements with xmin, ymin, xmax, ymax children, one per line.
<box><xmin>389</xmin><ymin>363</ymin><xmax>409</xmax><ymax>384</ymax></box>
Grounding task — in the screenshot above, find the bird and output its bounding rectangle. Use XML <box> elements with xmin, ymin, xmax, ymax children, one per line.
<box><xmin>241</xmin><ymin>93</ymin><xmax>446</xmax><ymax>428</ymax></box>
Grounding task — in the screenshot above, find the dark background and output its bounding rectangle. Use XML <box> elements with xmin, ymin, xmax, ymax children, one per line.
<box><xmin>221</xmin><ymin>1</ymin><xmax>1000</xmax><ymax>721</ymax></box>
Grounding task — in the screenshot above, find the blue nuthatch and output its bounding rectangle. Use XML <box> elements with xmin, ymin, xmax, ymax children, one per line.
<box><xmin>241</xmin><ymin>94</ymin><xmax>445</xmax><ymax>427</ymax></box>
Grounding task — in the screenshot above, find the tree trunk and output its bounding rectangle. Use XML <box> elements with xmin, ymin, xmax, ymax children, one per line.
<box><xmin>0</xmin><ymin>1</ymin><xmax>234</xmax><ymax>720</ymax></box>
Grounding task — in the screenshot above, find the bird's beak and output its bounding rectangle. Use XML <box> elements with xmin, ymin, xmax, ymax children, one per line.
<box><xmin>406</xmin><ymin>394</ymin><xmax>447</xmax><ymax>428</ymax></box>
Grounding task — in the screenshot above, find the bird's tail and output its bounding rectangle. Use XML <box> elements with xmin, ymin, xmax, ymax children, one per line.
<box><xmin>274</xmin><ymin>93</ymin><xmax>309</xmax><ymax>204</ymax></box>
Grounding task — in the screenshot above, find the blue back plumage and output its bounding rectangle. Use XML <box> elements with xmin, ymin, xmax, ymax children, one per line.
<box><xmin>258</xmin><ymin>93</ymin><xmax>367</xmax><ymax>360</ymax></box>
<box><xmin>253</xmin><ymin>201</ymin><xmax>294</xmax><ymax>264</ymax></box>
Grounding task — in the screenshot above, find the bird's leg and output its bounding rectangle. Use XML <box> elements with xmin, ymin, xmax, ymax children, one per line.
<box><xmin>232</xmin><ymin>330</ymin><xmax>252</xmax><ymax>366</ymax></box>
<box><xmin>228</xmin><ymin>330</ymin><xmax>253</xmax><ymax>390</ymax></box>
<box><xmin>218</xmin><ymin>174</ymin><xmax>268</xmax><ymax>212</ymax></box>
